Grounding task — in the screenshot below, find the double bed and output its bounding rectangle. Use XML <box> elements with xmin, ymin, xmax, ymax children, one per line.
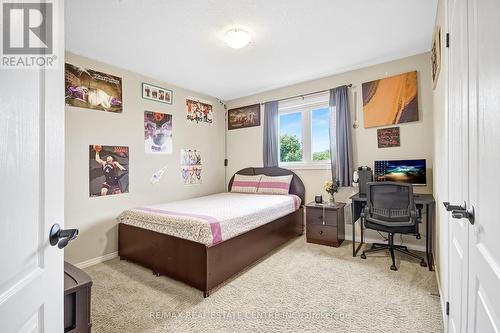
<box><xmin>118</xmin><ymin>167</ymin><xmax>305</xmax><ymax>297</ymax></box>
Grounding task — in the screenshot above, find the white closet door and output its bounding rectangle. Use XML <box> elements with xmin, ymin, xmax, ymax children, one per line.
<box><xmin>466</xmin><ymin>0</ymin><xmax>500</xmax><ymax>332</ymax></box>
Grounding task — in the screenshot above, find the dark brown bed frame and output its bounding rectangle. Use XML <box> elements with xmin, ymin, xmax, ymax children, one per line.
<box><xmin>118</xmin><ymin>167</ymin><xmax>305</xmax><ymax>297</ymax></box>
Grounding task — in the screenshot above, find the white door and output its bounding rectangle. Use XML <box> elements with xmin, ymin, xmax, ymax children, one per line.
<box><xmin>447</xmin><ymin>0</ymin><xmax>470</xmax><ymax>331</ymax></box>
<box><xmin>466</xmin><ymin>0</ymin><xmax>500</xmax><ymax>331</ymax></box>
<box><xmin>0</xmin><ymin>1</ymin><xmax>65</xmax><ymax>332</ymax></box>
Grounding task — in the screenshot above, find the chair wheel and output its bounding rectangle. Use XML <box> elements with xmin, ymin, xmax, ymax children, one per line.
<box><xmin>420</xmin><ymin>260</ymin><xmax>428</xmax><ymax>267</ymax></box>
<box><xmin>416</xmin><ymin>234</ymin><xmax>421</xmax><ymax>240</ymax></box>
<box><xmin>390</xmin><ymin>265</ymin><xmax>398</xmax><ymax>271</ymax></box>
<box><xmin>360</xmin><ymin>253</ymin><xmax>367</xmax><ymax>259</ymax></box>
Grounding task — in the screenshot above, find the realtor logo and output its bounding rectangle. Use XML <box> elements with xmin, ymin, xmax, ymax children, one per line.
<box><xmin>1</xmin><ymin>1</ymin><xmax>57</xmax><ymax>68</ymax></box>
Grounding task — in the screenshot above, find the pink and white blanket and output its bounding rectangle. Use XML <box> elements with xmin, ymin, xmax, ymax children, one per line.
<box><xmin>117</xmin><ymin>192</ymin><xmax>301</xmax><ymax>246</ymax></box>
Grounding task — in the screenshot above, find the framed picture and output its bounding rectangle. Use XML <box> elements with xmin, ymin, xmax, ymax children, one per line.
<box><xmin>362</xmin><ymin>71</ymin><xmax>419</xmax><ymax>128</ymax></box>
<box><xmin>186</xmin><ymin>97</ymin><xmax>213</xmax><ymax>124</ymax></box>
<box><xmin>228</xmin><ymin>104</ymin><xmax>261</xmax><ymax>130</ymax></box>
<box><xmin>431</xmin><ymin>26</ymin><xmax>442</xmax><ymax>89</ymax></box>
<box><xmin>65</xmin><ymin>63</ymin><xmax>123</xmax><ymax>113</ymax></box>
<box><xmin>377</xmin><ymin>127</ymin><xmax>400</xmax><ymax>148</ymax></box>
<box><xmin>142</xmin><ymin>82</ymin><xmax>173</xmax><ymax>104</ymax></box>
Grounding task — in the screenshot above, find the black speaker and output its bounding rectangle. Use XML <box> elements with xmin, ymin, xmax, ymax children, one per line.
<box><xmin>358</xmin><ymin>166</ymin><xmax>373</xmax><ymax>195</ymax></box>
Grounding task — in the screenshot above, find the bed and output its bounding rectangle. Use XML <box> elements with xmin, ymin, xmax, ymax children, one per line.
<box><xmin>118</xmin><ymin>167</ymin><xmax>305</xmax><ymax>297</ymax></box>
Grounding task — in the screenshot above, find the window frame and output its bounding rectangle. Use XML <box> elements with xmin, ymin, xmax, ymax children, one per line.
<box><xmin>278</xmin><ymin>93</ymin><xmax>332</xmax><ymax>170</ymax></box>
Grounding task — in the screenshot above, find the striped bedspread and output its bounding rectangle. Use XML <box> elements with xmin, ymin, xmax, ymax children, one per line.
<box><xmin>117</xmin><ymin>192</ymin><xmax>301</xmax><ymax>246</ymax></box>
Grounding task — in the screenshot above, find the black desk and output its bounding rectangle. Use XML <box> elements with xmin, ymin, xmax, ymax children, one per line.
<box><xmin>350</xmin><ymin>193</ymin><xmax>435</xmax><ymax>271</ymax></box>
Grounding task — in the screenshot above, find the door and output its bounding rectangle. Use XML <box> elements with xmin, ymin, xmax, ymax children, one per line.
<box><xmin>0</xmin><ymin>1</ymin><xmax>65</xmax><ymax>332</ymax></box>
<box><xmin>447</xmin><ymin>0</ymin><xmax>470</xmax><ymax>331</ymax></box>
<box><xmin>466</xmin><ymin>0</ymin><xmax>500</xmax><ymax>331</ymax></box>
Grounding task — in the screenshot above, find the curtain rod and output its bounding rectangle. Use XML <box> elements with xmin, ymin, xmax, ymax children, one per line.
<box><xmin>260</xmin><ymin>84</ymin><xmax>353</xmax><ymax>105</ymax></box>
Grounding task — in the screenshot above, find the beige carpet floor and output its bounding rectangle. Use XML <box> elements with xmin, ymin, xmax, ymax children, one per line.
<box><xmin>85</xmin><ymin>237</ymin><xmax>443</xmax><ymax>333</ymax></box>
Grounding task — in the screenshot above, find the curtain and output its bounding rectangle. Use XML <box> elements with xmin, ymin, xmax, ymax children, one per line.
<box><xmin>329</xmin><ymin>85</ymin><xmax>353</xmax><ymax>186</ymax></box>
<box><xmin>263</xmin><ymin>101</ymin><xmax>279</xmax><ymax>167</ymax></box>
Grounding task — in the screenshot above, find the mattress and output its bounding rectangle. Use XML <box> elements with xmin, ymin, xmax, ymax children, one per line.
<box><xmin>117</xmin><ymin>192</ymin><xmax>301</xmax><ymax>246</ymax></box>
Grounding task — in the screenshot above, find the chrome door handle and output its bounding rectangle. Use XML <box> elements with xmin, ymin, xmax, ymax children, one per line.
<box><xmin>451</xmin><ymin>206</ymin><xmax>475</xmax><ymax>225</ymax></box>
<box><xmin>443</xmin><ymin>201</ymin><xmax>466</xmax><ymax>211</ymax></box>
<box><xmin>49</xmin><ymin>224</ymin><xmax>78</xmax><ymax>249</ymax></box>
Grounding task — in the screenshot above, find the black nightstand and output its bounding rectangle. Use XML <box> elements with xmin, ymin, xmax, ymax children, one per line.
<box><xmin>305</xmin><ymin>202</ymin><xmax>345</xmax><ymax>247</ymax></box>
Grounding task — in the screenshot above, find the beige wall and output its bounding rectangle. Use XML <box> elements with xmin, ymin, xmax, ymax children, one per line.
<box><xmin>64</xmin><ymin>52</ymin><xmax>225</xmax><ymax>265</ymax></box>
<box><xmin>432</xmin><ymin>0</ymin><xmax>449</xmax><ymax>318</ymax></box>
<box><xmin>226</xmin><ymin>52</ymin><xmax>434</xmax><ymax>250</ymax></box>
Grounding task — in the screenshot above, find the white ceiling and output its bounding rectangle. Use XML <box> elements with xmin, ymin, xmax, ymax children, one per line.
<box><xmin>65</xmin><ymin>0</ymin><xmax>437</xmax><ymax>101</ymax></box>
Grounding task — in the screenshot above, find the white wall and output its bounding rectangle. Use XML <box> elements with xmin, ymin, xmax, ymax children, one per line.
<box><xmin>432</xmin><ymin>0</ymin><xmax>449</xmax><ymax>325</ymax></box>
<box><xmin>64</xmin><ymin>52</ymin><xmax>225</xmax><ymax>265</ymax></box>
<box><xmin>226</xmin><ymin>53</ymin><xmax>434</xmax><ymax>250</ymax></box>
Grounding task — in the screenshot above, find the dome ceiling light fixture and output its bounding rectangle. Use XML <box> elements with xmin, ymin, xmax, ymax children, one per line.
<box><xmin>224</xmin><ymin>28</ymin><xmax>251</xmax><ymax>49</ymax></box>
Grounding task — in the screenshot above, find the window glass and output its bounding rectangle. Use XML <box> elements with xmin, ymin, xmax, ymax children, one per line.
<box><xmin>279</xmin><ymin>112</ymin><xmax>303</xmax><ymax>162</ymax></box>
<box><xmin>311</xmin><ymin>107</ymin><xmax>331</xmax><ymax>161</ymax></box>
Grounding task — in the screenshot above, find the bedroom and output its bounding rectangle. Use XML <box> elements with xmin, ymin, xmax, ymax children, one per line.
<box><xmin>1</xmin><ymin>0</ymin><xmax>500</xmax><ymax>332</ymax></box>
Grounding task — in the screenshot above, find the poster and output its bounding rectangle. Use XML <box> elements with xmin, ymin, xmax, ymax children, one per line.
<box><xmin>362</xmin><ymin>71</ymin><xmax>418</xmax><ymax>128</ymax></box>
<box><xmin>144</xmin><ymin>111</ymin><xmax>172</xmax><ymax>154</ymax></box>
<box><xmin>65</xmin><ymin>63</ymin><xmax>123</xmax><ymax>112</ymax></box>
<box><xmin>377</xmin><ymin>127</ymin><xmax>400</xmax><ymax>148</ymax></box>
<box><xmin>142</xmin><ymin>82</ymin><xmax>173</xmax><ymax>104</ymax></box>
<box><xmin>181</xmin><ymin>149</ymin><xmax>202</xmax><ymax>185</ymax></box>
<box><xmin>431</xmin><ymin>26</ymin><xmax>441</xmax><ymax>89</ymax></box>
<box><xmin>89</xmin><ymin>145</ymin><xmax>129</xmax><ymax>197</ymax></box>
<box><xmin>228</xmin><ymin>104</ymin><xmax>260</xmax><ymax>130</ymax></box>
<box><xmin>186</xmin><ymin>98</ymin><xmax>213</xmax><ymax>124</ymax></box>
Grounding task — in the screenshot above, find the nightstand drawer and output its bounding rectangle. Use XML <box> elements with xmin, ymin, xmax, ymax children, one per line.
<box><xmin>306</xmin><ymin>208</ymin><xmax>325</xmax><ymax>225</ymax></box>
<box><xmin>306</xmin><ymin>224</ymin><xmax>338</xmax><ymax>246</ymax></box>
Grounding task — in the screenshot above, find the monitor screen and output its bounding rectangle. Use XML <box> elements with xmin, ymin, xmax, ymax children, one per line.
<box><xmin>374</xmin><ymin>159</ymin><xmax>427</xmax><ymax>186</ymax></box>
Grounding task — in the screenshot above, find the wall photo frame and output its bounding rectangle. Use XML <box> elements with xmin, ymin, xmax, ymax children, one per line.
<box><xmin>362</xmin><ymin>71</ymin><xmax>419</xmax><ymax>128</ymax></box>
<box><xmin>431</xmin><ymin>26</ymin><xmax>442</xmax><ymax>89</ymax></box>
<box><xmin>377</xmin><ymin>127</ymin><xmax>400</xmax><ymax>148</ymax></box>
<box><xmin>228</xmin><ymin>104</ymin><xmax>261</xmax><ymax>130</ymax></box>
<box><xmin>142</xmin><ymin>82</ymin><xmax>173</xmax><ymax>104</ymax></box>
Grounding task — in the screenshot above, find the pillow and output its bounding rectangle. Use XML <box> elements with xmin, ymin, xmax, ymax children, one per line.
<box><xmin>257</xmin><ymin>174</ymin><xmax>293</xmax><ymax>195</ymax></box>
<box><xmin>230</xmin><ymin>174</ymin><xmax>262</xmax><ymax>193</ymax></box>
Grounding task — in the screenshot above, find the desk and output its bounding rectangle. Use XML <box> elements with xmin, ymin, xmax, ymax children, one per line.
<box><xmin>350</xmin><ymin>193</ymin><xmax>435</xmax><ymax>271</ymax></box>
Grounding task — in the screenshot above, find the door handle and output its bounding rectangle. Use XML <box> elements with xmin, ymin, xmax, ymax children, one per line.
<box><xmin>443</xmin><ymin>201</ymin><xmax>466</xmax><ymax>212</ymax></box>
<box><xmin>451</xmin><ymin>206</ymin><xmax>475</xmax><ymax>225</ymax></box>
<box><xmin>49</xmin><ymin>224</ymin><xmax>78</xmax><ymax>249</ymax></box>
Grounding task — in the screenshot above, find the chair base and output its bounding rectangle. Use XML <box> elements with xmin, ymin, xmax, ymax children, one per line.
<box><xmin>360</xmin><ymin>233</ymin><xmax>427</xmax><ymax>271</ymax></box>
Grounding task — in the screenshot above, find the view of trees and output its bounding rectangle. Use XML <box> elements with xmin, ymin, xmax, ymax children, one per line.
<box><xmin>280</xmin><ymin>134</ymin><xmax>330</xmax><ymax>162</ymax></box>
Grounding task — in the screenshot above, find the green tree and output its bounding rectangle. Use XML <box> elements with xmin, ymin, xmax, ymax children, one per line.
<box><xmin>312</xmin><ymin>149</ymin><xmax>331</xmax><ymax>161</ymax></box>
<box><xmin>280</xmin><ymin>134</ymin><xmax>302</xmax><ymax>162</ymax></box>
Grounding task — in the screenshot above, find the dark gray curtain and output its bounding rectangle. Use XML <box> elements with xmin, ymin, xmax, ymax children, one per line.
<box><xmin>263</xmin><ymin>101</ymin><xmax>279</xmax><ymax>167</ymax></box>
<box><xmin>329</xmin><ymin>86</ymin><xmax>353</xmax><ymax>186</ymax></box>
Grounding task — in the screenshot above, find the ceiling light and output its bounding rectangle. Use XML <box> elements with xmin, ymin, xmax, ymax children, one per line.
<box><xmin>224</xmin><ymin>29</ymin><xmax>251</xmax><ymax>49</ymax></box>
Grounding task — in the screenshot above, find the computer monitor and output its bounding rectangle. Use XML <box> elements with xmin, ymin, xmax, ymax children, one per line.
<box><xmin>374</xmin><ymin>159</ymin><xmax>427</xmax><ymax>186</ymax></box>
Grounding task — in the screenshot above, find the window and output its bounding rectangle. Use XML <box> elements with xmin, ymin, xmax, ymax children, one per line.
<box><xmin>278</xmin><ymin>93</ymin><xmax>331</xmax><ymax>168</ymax></box>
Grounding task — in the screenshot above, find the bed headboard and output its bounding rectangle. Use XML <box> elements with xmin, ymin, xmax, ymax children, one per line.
<box><xmin>228</xmin><ymin>167</ymin><xmax>306</xmax><ymax>205</ymax></box>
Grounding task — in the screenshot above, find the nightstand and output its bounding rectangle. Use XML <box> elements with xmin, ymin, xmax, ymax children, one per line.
<box><xmin>305</xmin><ymin>201</ymin><xmax>345</xmax><ymax>247</ymax></box>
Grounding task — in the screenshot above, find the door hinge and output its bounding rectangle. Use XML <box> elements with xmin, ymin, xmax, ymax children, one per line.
<box><xmin>224</xmin><ymin>158</ymin><xmax>228</xmax><ymax>167</ymax></box>
<box><xmin>446</xmin><ymin>301</ymin><xmax>450</xmax><ymax>315</ymax></box>
<box><xmin>446</xmin><ymin>33</ymin><xmax>450</xmax><ymax>48</ymax></box>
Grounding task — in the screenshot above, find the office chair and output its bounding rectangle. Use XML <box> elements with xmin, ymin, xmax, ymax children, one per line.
<box><xmin>360</xmin><ymin>182</ymin><xmax>427</xmax><ymax>271</ymax></box>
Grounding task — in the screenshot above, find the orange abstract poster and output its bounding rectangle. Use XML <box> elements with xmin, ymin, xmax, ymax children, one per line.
<box><xmin>362</xmin><ymin>71</ymin><xmax>418</xmax><ymax>128</ymax></box>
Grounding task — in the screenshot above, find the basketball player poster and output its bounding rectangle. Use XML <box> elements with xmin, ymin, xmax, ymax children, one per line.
<box><xmin>65</xmin><ymin>63</ymin><xmax>123</xmax><ymax>113</ymax></box>
<box><xmin>144</xmin><ymin>111</ymin><xmax>173</xmax><ymax>154</ymax></box>
<box><xmin>89</xmin><ymin>145</ymin><xmax>129</xmax><ymax>197</ymax></box>
<box><xmin>180</xmin><ymin>149</ymin><xmax>202</xmax><ymax>185</ymax></box>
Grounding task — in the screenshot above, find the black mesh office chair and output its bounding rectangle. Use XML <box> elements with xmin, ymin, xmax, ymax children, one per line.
<box><xmin>360</xmin><ymin>182</ymin><xmax>427</xmax><ymax>271</ymax></box>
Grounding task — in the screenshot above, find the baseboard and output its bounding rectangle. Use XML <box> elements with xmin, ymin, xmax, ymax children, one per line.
<box><xmin>74</xmin><ymin>251</ymin><xmax>118</xmax><ymax>269</ymax></box>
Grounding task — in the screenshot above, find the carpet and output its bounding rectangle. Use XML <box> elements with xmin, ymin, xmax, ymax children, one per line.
<box><xmin>84</xmin><ymin>237</ymin><xmax>443</xmax><ymax>333</ymax></box>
